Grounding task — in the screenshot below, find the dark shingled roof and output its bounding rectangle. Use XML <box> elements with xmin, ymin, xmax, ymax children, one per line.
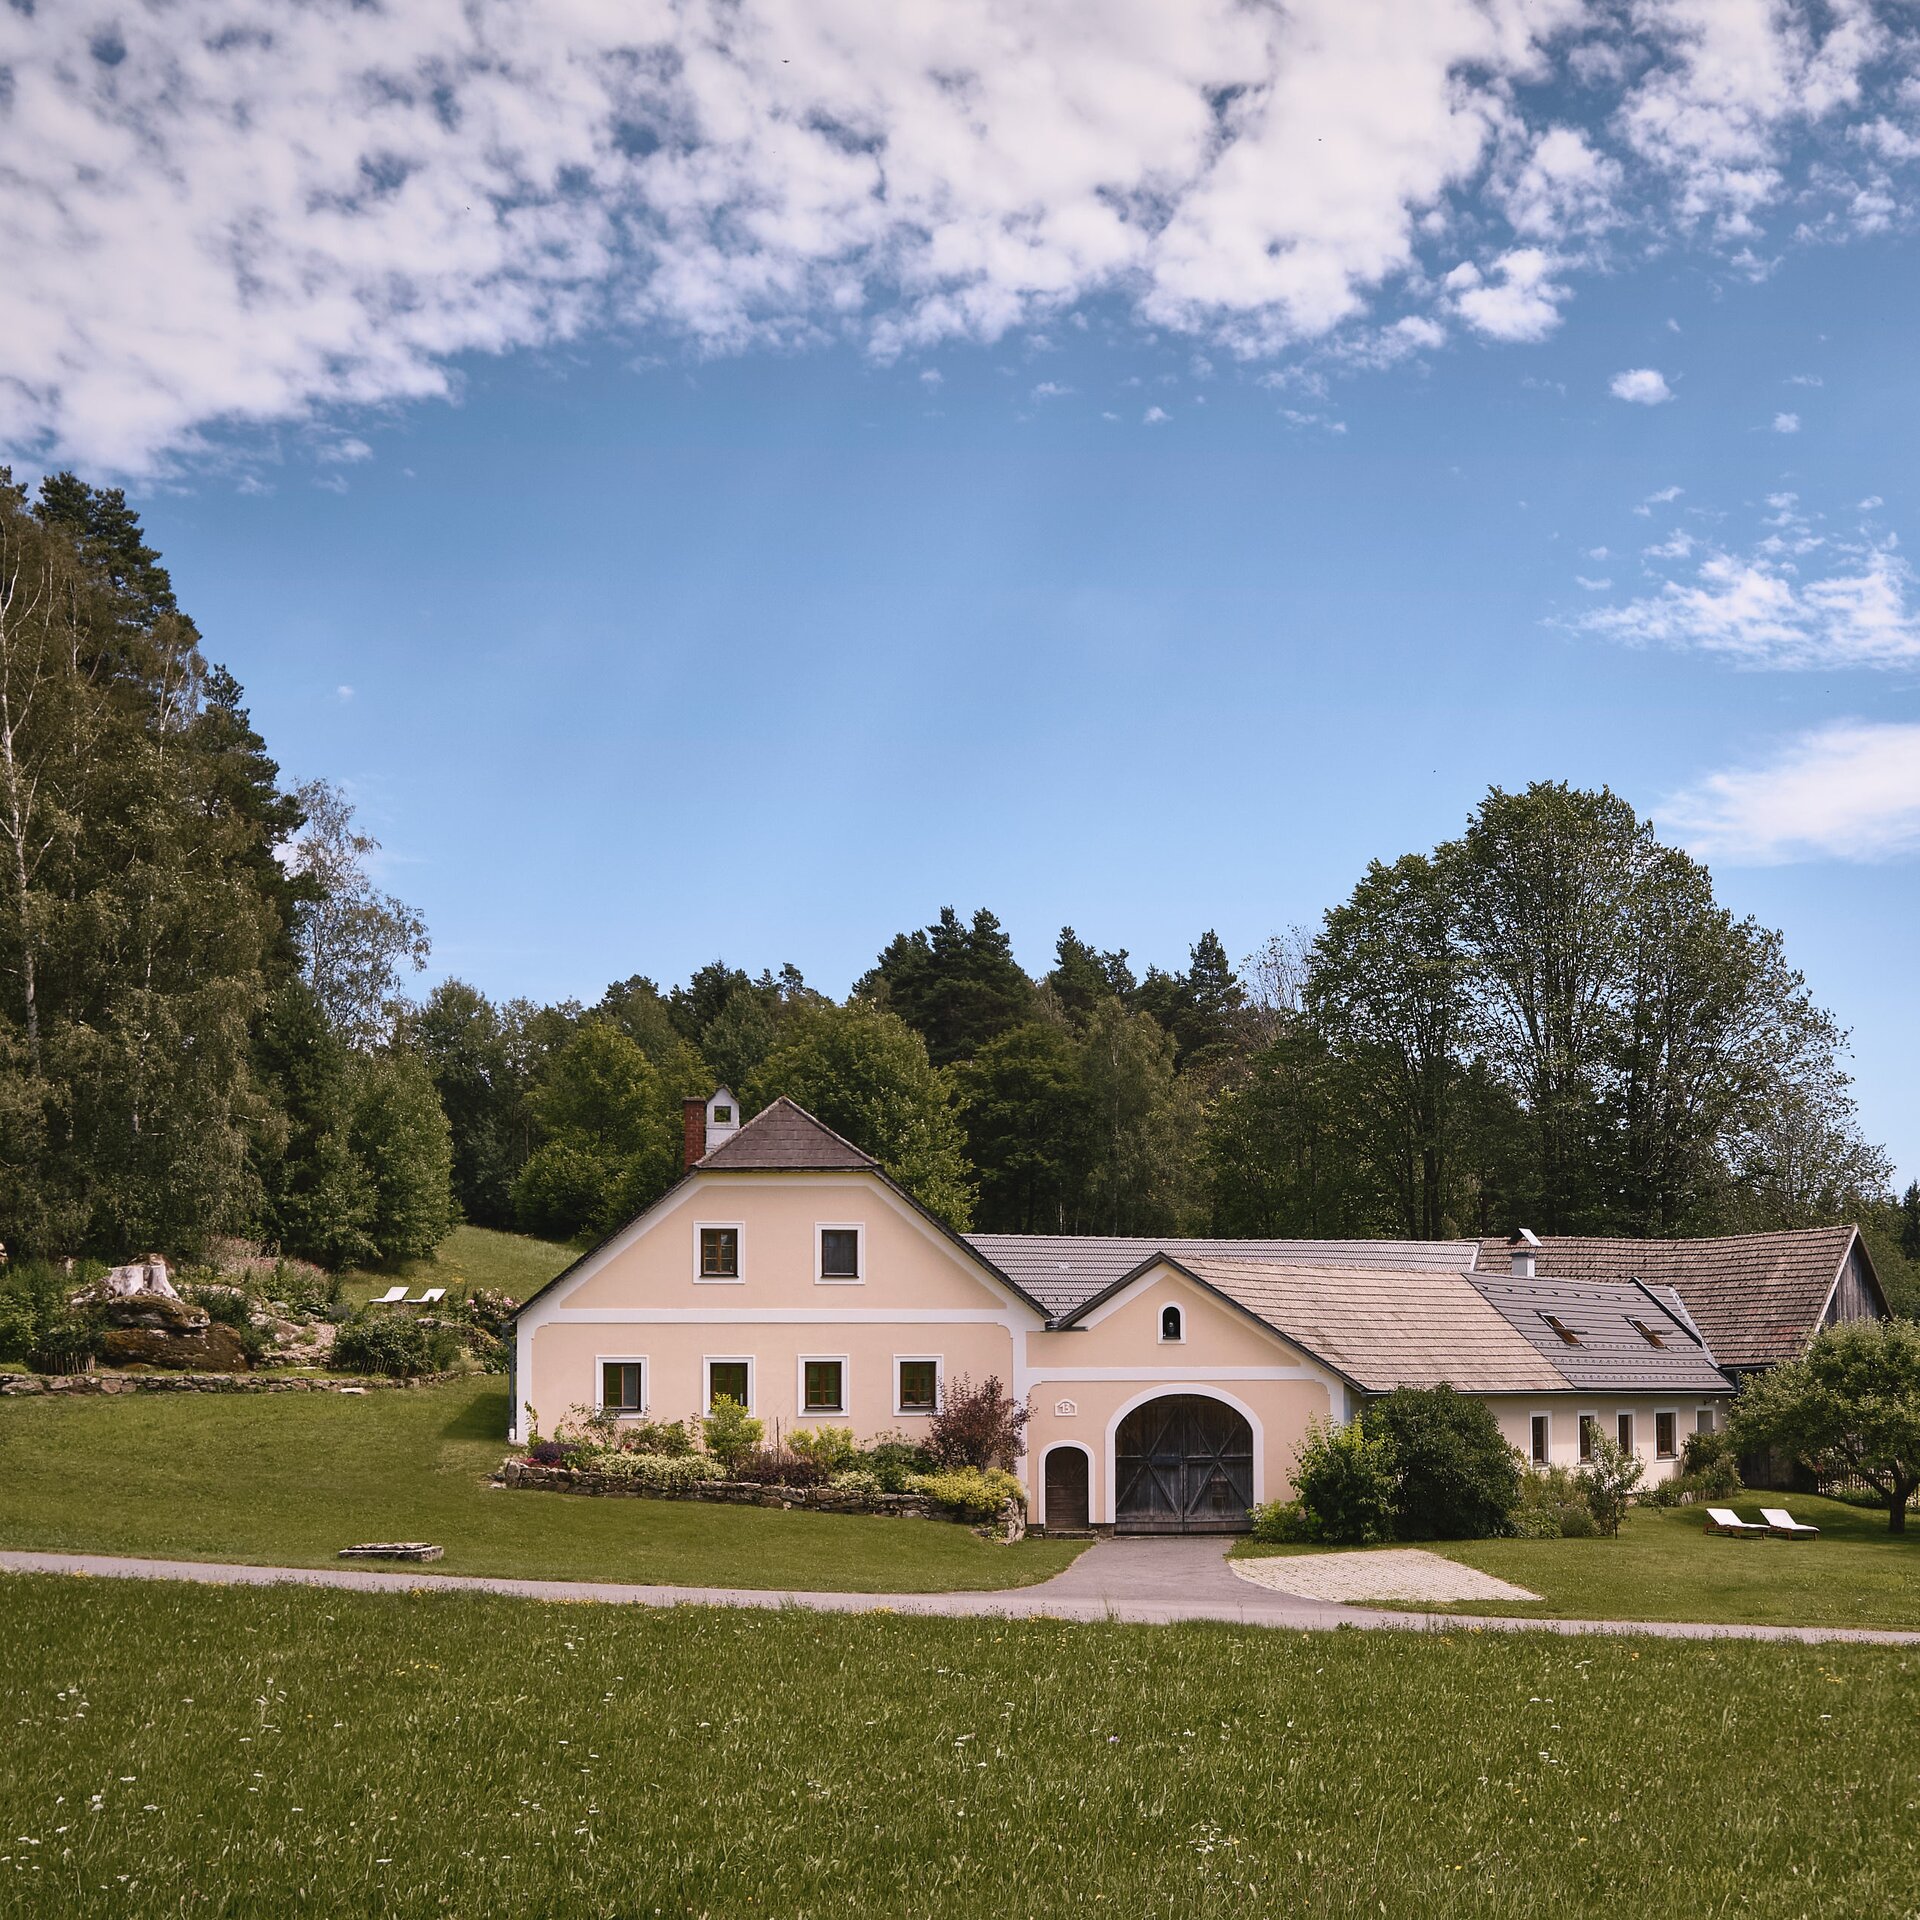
<box><xmin>965</xmin><ymin>1234</ymin><xmax>1480</xmax><ymax>1319</ymax></box>
<box><xmin>1471</xmin><ymin>1229</ymin><xmax>1869</xmax><ymax>1370</ymax></box>
<box><xmin>1465</xmin><ymin>1270</ymin><xmax>1731</xmax><ymax>1393</ymax></box>
<box><xmin>697</xmin><ymin>1097</ymin><xmax>877</xmax><ymax>1172</ymax></box>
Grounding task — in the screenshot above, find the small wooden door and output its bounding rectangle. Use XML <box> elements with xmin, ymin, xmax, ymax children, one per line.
<box><xmin>1114</xmin><ymin>1395</ymin><xmax>1254</xmax><ymax>1534</ymax></box>
<box><xmin>1043</xmin><ymin>1447</ymin><xmax>1090</xmax><ymax>1531</ymax></box>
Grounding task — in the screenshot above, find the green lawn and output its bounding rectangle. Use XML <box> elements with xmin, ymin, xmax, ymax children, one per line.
<box><xmin>333</xmin><ymin>1223</ymin><xmax>577</xmax><ymax>1308</ymax></box>
<box><xmin>3</xmin><ymin>1576</ymin><xmax>1917</xmax><ymax>1918</ymax></box>
<box><xmin>0</xmin><ymin>1376</ymin><xmax>1080</xmax><ymax>1593</ymax></box>
<box><xmin>1235</xmin><ymin>1494</ymin><xmax>1920</xmax><ymax>1630</ymax></box>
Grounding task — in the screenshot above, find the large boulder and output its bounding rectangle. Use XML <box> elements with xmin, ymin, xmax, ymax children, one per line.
<box><xmin>100</xmin><ymin>1324</ymin><xmax>250</xmax><ymax>1372</ymax></box>
<box><xmin>91</xmin><ymin>1289</ymin><xmax>210</xmax><ymax>1334</ymax></box>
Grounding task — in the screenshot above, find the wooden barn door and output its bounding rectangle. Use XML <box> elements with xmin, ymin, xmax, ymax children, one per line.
<box><xmin>1043</xmin><ymin>1448</ymin><xmax>1090</xmax><ymax>1531</ymax></box>
<box><xmin>1113</xmin><ymin>1395</ymin><xmax>1254</xmax><ymax>1534</ymax></box>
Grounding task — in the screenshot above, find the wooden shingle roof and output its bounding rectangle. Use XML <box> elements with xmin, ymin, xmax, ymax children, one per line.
<box><xmin>1165</xmin><ymin>1259</ymin><xmax>1570</xmax><ymax>1395</ymax></box>
<box><xmin>1472</xmin><ymin>1229</ymin><xmax>1869</xmax><ymax>1370</ymax></box>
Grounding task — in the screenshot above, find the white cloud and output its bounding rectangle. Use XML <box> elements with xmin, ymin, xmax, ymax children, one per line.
<box><xmin>317</xmin><ymin>437</ymin><xmax>373</xmax><ymax>464</ymax></box>
<box><xmin>1773</xmin><ymin>410</ymin><xmax>1802</xmax><ymax>432</ymax></box>
<box><xmin>1575</xmin><ymin>574</ymin><xmax>1612</xmax><ymax>590</ymax></box>
<box><xmin>1142</xmin><ymin>406</ymin><xmax>1171</xmax><ymax>424</ymax></box>
<box><xmin>1030</xmin><ymin>381</ymin><xmax>1073</xmax><ymax>400</ymax></box>
<box><xmin>336</xmin><ymin>685</ymin><xmax>355</xmax><ymax>702</ymax></box>
<box><xmin>0</xmin><ymin>0</ymin><xmax>1909</xmax><ymax>471</ymax></box>
<box><xmin>1579</xmin><ymin>517</ymin><xmax>1920</xmax><ymax>669</ymax></box>
<box><xmin>1859</xmin><ymin>494</ymin><xmax>1884</xmax><ymax>509</ymax></box>
<box><xmin>1453</xmin><ymin>249</ymin><xmax>1571</xmax><ymax>342</ymax></box>
<box><xmin>1610</xmin><ymin>367</ymin><xmax>1673</xmax><ymax>404</ymax></box>
<box><xmin>1664</xmin><ymin>721</ymin><xmax>1920</xmax><ymax>863</ymax></box>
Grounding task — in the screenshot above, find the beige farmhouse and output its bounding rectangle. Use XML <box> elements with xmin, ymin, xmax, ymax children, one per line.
<box><xmin>510</xmin><ymin>1092</ymin><xmax>1885</xmax><ymax>1532</ymax></box>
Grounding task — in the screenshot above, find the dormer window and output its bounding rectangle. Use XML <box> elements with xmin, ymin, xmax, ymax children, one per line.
<box><xmin>712</xmin><ymin>1103</ymin><xmax>732</xmax><ymax>1126</ymax></box>
<box><xmin>1541</xmin><ymin>1313</ymin><xmax>1580</xmax><ymax>1347</ymax></box>
<box><xmin>1628</xmin><ymin>1317</ymin><xmax>1665</xmax><ymax>1349</ymax></box>
<box><xmin>1160</xmin><ymin>1304</ymin><xmax>1184</xmax><ymax>1343</ymax></box>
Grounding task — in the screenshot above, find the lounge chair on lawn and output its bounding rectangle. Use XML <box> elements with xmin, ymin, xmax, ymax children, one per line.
<box><xmin>367</xmin><ymin>1286</ymin><xmax>408</xmax><ymax>1306</ymax></box>
<box><xmin>415</xmin><ymin>1288</ymin><xmax>447</xmax><ymax>1305</ymax></box>
<box><xmin>1760</xmin><ymin>1507</ymin><xmax>1821</xmax><ymax>1539</ymax></box>
<box><xmin>1705</xmin><ymin>1507</ymin><xmax>1769</xmax><ymax>1537</ymax></box>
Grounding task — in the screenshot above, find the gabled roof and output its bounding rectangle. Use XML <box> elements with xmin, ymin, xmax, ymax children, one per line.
<box><xmin>1464</xmin><ymin>1270</ymin><xmax>1731</xmax><ymax>1394</ymax></box>
<box><xmin>1471</xmin><ymin>1228</ymin><xmax>1877</xmax><ymax>1370</ymax></box>
<box><xmin>697</xmin><ymin>1096</ymin><xmax>877</xmax><ymax>1171</ymax></box>
<box><xmin>1062</xmin><ymin>1255</ymin><xmax>1570</xmax><ymax>1395</ymax></box>
<box><xmin>966</xmin><ymin>1233</ymin><xmax>1480</xmax><ymax>1319</ymax></box>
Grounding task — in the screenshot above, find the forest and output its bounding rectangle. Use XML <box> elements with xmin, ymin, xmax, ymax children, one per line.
<box><xmin>3</xmin><ymin>472</ymin><xmax>1916</xmax><ymax>1308</ymax></box>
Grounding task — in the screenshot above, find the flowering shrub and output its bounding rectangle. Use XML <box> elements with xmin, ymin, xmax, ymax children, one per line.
<box><xmin>728</xmin><ymin>1445</ymin><xmax>823</xmax><ymax>1488</ymax></box>
<box><xmin>910</xmin><ymin>1466</ymin><xmax>1024</xmax><ymax>1522</ymax></box>
<box><xmin>590</xmin><ymin>1452</ymin><xmax>724</xmax><ymax>1492</ymax></box>
<box><xmin>528</xmin><ymin>1439</ymin><xmax>568</xmax><ymax>1467</ymax></box>
<box><xmin>827</xmin><ymin>1469</ymin><xmax>884</xmax><ymax>1499</ymax></box>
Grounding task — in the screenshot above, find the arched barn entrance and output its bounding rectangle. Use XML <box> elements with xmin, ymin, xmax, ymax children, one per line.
<box><xmin>1113</xmin><ymin>1394</ymin><xmax>1255</xmax><ymax>1534</ymax></box>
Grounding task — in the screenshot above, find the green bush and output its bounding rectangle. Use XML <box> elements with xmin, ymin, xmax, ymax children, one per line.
<box><xmin>1558</xmin><ymin>1503</ymin><xmax>1598</xmax><ymax>1539</ymax></box>
<box><xmin>826</xmin><ymin>1469</ymin><xmax>884</xmax><ymax>1500</ymax></box>
<box><xmin>330</xmin><ymin>1313</ymin><xmax>464</xmax><ymax>1378</ymax></box>
<box><xmin>0</xmin><ymin>1263</ymin><xmax>72</xmax><ymax>1363</ymax></box>
<box><xmin>910</xmin><ymin>1467</ymin><xmax>1024</xmax><ymax>1522</ymax></box>
<box><xmin>788</xmin><ymin>1425</ymin><xmax>859</xmax><ymax>1474</ymax></box>
<box><xmin>1365</xmin><ymin>1385</ymin><xmax>1522</xmax><ymax>1539</ymax></box>
<box><xmin>1678</xmin><ymin>1426</ymin><xmax>1743</xmax><ymax>1500</ymax></box>
<box><xmin>861</xmin><ymin>1437</ymin><xmax>933</xmax><ymax>1493</ymax></box>
<box><xmin>615</xmin><ymin>1416</ymin><xmax>697</xmax><ymax>1458</ymax></box>
<box><xmin>701</xmin><ymin>1396</ymin><xmax>764</xmax><ymax>1471</ymax></box>
<box><xmin>1247</xmin><ymin>1499</ymin><xmax>1314</xmax><ymax>1543</ymax></box>
<box><xmin>1508</xmin><ymin>1506</ymin><xmax>1562</xmax><ymax>1539</ymax></box>
<box><xmin>1292</xmin><ymin>1414</ymin><xmax>1397</xmax><ymax>1545</ymax></box>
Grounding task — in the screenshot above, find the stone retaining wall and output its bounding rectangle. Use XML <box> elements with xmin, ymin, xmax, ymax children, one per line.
<box><xmin>0</xmin><ymin>1367</ymin><xmax>468</xmax><ymax>1398</ymax></box>
<box><xmin>500</xmin><ymin>1457</ymin><xmax>1025</xmax><ymax>1542</ymax></box>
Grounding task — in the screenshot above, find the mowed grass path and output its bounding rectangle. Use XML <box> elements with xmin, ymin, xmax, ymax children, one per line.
<box><xmin>0</xmin><ymin>1377</ymin><xmax>1081</xmax><ymax>1592</ymax></box>
<box><xmin>4</xmin><ymin>1576</ymin><xmax>1918</xmax><ymax>1919</ymax></box>
<box><xmin>1235</xmin><ymin>1495</ymin><xmax>1920</xmax><ymax>1631</ymax></box>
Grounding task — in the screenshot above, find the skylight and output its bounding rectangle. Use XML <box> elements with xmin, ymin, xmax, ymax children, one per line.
<box><xmin>1540</xmin><ymin>1313</ymin><xmax>1580</xmax><ymax>1347</ymax></box>
<box><xmin>1629</xmin><ymin>1318</ymin><xmax>1666</xmax><ymax>1349</ymax></box>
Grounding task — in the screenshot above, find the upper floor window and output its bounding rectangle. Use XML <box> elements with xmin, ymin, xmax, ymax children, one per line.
<box><xmin>1159</xmin><ymin>1304</ymin><xmax>1184</xmax><ymax>1343</ymax></box>
<box><xmin>818</xmin><ymin>1225</ymin><xmax>863</xmax><ymax>1283</ymax></box>
<box><xmin>699</xmin><ymin>1225</ymin><xmax>740</xmax><ymax>1280</ymax></box>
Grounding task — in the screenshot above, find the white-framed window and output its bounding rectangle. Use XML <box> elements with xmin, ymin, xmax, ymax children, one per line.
<box><xmin>1616</xmin><ymin>1412</ymin><xmax>1635</xmax><ymax>1455</ymax></box>
<box><xmin>1655</xmin><ymin>1410</ymin><xmax>1678</xmax><ymax>1459</ymax></box>
<box><xmin>816</xmin><ymin>1222</ymin><xmax>864</xmax><ymax>1284</ymax></box>
<box><xmin>1529</xmin><ymin>1412</ymin><xmax>1551</xmax><ymax>1466</ymax></box>
<box><xmin>798</xmin><ymin>1355</ymin><xmax>849</xmax><ymax>1416</ymax></box>
<box><xmin>1695</xmin><ymin>1406</ymin><xmax>1717</xmax><ymax>1435</ymax></box>
<box><xmin>1159</xmin><ymin>1303</ymin><xmax>1184</xmax><ymax>1343</ymax></box>
<box><xmin>894</xmin><ymin>1355</ymin><xmax>942</xmax><ymax>1416</ymax></box>
<box><xmin>1578</xmin><ymin>1411</ymin><xmax>1598</xmax><ymax>1462</ymax></box>
<box><xmin>704</xmin><ymin>1355</ymin><xmax>755</xmax><ymax>1413</ymax></box>
<box><xmin>694</xmin><ymin>1221</ymin><xmax>744</xmax><ymax>1283</ymax></box>
<box><xmin>597</xmin><ymin>1356</ymin><xmax>647</xmax><ymax>1415</ymax></box>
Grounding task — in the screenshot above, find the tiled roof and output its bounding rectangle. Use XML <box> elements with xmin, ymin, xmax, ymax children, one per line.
<box><xmin>1471</xmin><ymin>1230</ymin><xmax>1862</xmax><ymax>1370</ymax></box>
<box><xmin>1465</xmin><ymin>1271</ymin><xmax>1731</xmax><ymax>1393</ymax></box>
<box><xmin>966</xmin><ymin>1234</ymin><xmax>1480</xmax><ymax>1318</ymax></box>
<box><xmin>1170</xmin><ymin>1259</ymin><xmax>1568</xmax><ymax>1395</ymax></box>
<box><xmin>697</xmin><ymin>1097</ymin><xmax>877</xmax><ymax>1172</ymax></box>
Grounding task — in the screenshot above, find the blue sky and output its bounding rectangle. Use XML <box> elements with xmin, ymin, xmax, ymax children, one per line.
<box><xmin>4</xmin><ymin>0</ymin><xmax>1918</xmax><ymax>1176</ymax></box>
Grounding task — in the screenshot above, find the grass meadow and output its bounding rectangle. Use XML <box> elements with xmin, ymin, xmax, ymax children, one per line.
<box><xmin>1234</xmin><ymin>1495</ymin><xmax>1920</xmax><ymax>1632</ymax></box>
<box><xmin>3</xmin><ymin>1574</ymin><xmax>1917</xmax><ymax>1918</ymax></box>
<box><xmin>333</xmin><ymin>1223</ymin><xmax>577</xmax><ymax>1308</ymax></box>
<box><xmin>0</xmin><ymin>1376</ymin><xmax>1081</xmax><ymax>1593</ymax></box>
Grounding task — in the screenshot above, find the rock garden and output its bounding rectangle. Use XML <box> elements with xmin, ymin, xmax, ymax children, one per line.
<box><xmin>0</xmin><ymin>1246</ymin><xmax>517</xmax><ymax>1385</ymax></box>
<box><xmin>506</xmin><ymin>1375</ymin><xmax>1029</xmax><ymax>1538</ymax></box>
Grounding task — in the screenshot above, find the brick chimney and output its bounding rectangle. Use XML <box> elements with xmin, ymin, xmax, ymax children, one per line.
<box><xmin>683</xmin><ymin>1098</ymin><xmax>706</xmax><ymax>1171</ymax></box>
<box><xmin>1508</xmin><ymin>1227</ymin><xmax>1541</xmax><ymax>1278</ymax></box>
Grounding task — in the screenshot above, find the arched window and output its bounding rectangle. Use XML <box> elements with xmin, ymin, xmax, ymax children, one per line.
<box><xmin>1160</xmin><ymin>1304</ymin><xmax>1183</xmax><ymax>1343</ymax></box>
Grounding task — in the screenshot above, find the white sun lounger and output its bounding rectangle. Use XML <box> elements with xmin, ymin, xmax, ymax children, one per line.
<box><xmin>414</xmin><ymin>1288</ymin><xmax>447</xmax><ymax>1306</ymax></box>
<box><xmin>1760</xmin><ymin>1507</ymin><xmax>1820</xmax><ymax>1538</ymax></box>
<box><xmin>367</xmin><ymin>1286</ymin><xmax>408</xmax><ymax>1306</ymax></box>
<box><xmin>1705</xmin><ymin>1506</ymin><xmax>1768</xmax><ymax>1537</ymax></box>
